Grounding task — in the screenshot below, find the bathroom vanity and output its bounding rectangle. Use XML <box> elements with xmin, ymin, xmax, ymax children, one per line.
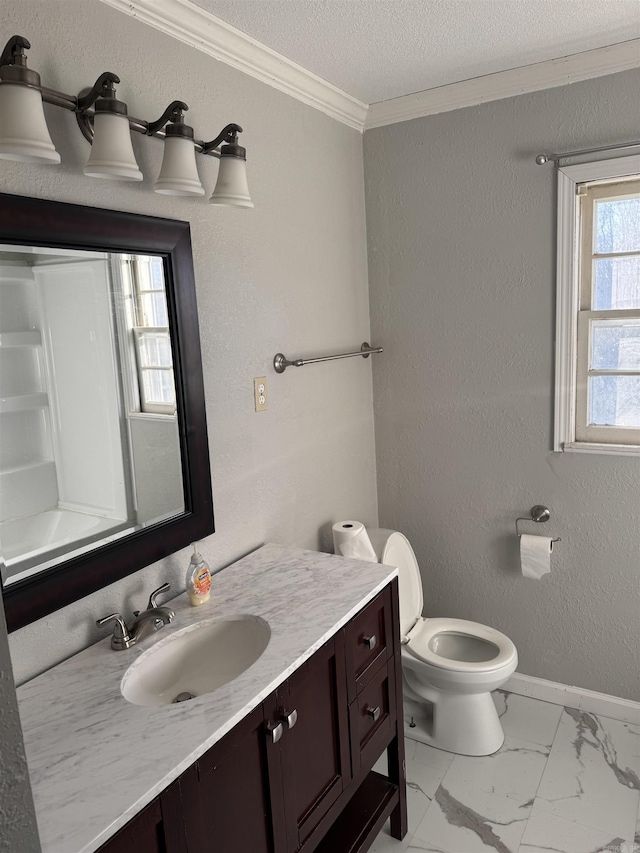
<box><xmin>16</xmin><ymin>544</ymin><xmax>407</xmax><ymax>853</ymax></box>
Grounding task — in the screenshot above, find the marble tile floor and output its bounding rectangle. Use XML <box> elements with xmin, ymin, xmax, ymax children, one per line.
<box><xmin>371</xmin><ymin>690</ymin><xmax>640</xmax><ymax>853</ymax></box>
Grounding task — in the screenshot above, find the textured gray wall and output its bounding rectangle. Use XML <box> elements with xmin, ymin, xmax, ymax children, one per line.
<box><xmin>364</xmin><ymin>69</ymin><xmax>640</xmax><ymax>701</ymax></box>
<box><xmin>0</xmin><ymin>596</ymin><xmax>40</xmax><ymax>852</ymax></box>
<box><xmin>4</xmin><ymin>0</ymin><xmax>377</xmax><ymax>685</ymax></box>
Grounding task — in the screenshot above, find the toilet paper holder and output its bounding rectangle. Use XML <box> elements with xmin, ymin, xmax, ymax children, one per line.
<box><xmin>515</xmin><ymin>505</ymin><xmax>561</xmax><ymax>542</ymax></box>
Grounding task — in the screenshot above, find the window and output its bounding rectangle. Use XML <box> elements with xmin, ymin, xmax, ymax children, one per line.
<box><xmin>119</xmin><ymin>255</ymin><xmax>177</xmax><ymax>416</ymax></box>
<box><xmin>555</xmin><ymin>156</ymin><xmax>640</xmax><ymax>454</ymax></box>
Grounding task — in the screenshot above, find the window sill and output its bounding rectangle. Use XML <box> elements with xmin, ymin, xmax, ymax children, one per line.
<box><xmin>560</xmin><ymin>441</ymin><xmax>640</xmax><ymax>457</ymax></box>
<box><xmin>128</xmin><ymin>411</ymin><xmax>176</xmax><ymax>422</ymax></box>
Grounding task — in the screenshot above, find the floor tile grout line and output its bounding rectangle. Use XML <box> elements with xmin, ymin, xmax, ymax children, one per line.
<box><xmin>409</xmin><ymin>695</ymin><xmax>565</xmax><ymax>853</ymax></box>
<box><xmin>526</xmin><ymin>706</ymin><xmax>640</xmax><ymax>843</ymax></box>
<box><xmin>503</xmin><ymin>715</ymin><xmax>559</xmax><ymax>853</ymax></box>
<box><xmin>520</xmin><ymin>703</ymin><xmax>567</xmax><ymax>842</ymax></box>
<box><xmin>397</xmin><ymin>695</ymin><xmax>639</xmax><ymax>852</ymax></box>
<box><xmin>513</xmin><ymin>726</ymin><xmax>556</xmax><ymax>853</ymax></box>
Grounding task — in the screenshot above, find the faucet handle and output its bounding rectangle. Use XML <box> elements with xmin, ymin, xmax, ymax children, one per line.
<box><xmin>147</xmin><ymin>583</ymin><xmax>171</xmax><ymax>611</ymax></box>
<box><xmin>96</xmin><ymin>613</ymin><xmax>134</xmax><ymax>650</ymax></box>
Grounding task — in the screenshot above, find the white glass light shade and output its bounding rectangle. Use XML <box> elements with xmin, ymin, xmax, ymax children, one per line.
<box><xmin>154</xmin><ymin>134</ymin><xmax>204</xmax><ymax>196</ymax></box>
<box><xmin>209</xmin><ymin>156</ymin><xmax>254</xmax><ymax>208</ymax></box>
<box><xmin>84</xmin><ymin>111</ymin><xmax>142</xmax><ymax>181</ymax></box>
<box><xmin>0</xmin><ymin>83</ymin><xmax>60</xmax><ymax>163</ymax></box>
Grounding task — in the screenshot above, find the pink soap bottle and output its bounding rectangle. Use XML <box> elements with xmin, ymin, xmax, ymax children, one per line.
<box><xmin>186</xmin><ymin>543</ymin><xmax>211</xmax><ymax>606</ymax></box>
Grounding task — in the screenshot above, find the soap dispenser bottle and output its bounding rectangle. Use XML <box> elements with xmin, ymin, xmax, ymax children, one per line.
<box><xmin>186</xmin><ymin>544</ymin><xmax>211</xmax><ymax>606</ymax></box>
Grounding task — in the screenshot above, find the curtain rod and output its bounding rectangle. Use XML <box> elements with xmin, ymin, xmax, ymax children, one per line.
<box><xmin>535</xmin><ymin>139</ymin><xmax>640</xmax><ymax>165</ymax></box>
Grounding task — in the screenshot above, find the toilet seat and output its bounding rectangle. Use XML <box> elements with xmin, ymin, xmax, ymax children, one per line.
<box><xmin>365</xmin><ymin>528</ymin><xmax>517</xmax><ymax>674</ymax></box>
<box><xmin>405</xmin><ymin>617</ymin><xmax>517</xmax><ymax>674</ymax></box>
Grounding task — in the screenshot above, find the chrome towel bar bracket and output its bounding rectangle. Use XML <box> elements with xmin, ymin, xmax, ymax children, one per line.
<box><xmin>273</xmin><ymin>342</ymin><xmax>382</xmax><ymax>374</ymax></box>
<box><xmin>515</xmin><ymin>505</ymin><xmax>561</xmax><ymax>543</ymax></box>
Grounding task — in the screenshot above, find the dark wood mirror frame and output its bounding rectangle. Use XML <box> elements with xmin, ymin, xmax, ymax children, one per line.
<box><xmin>0</xmin><ymin>193</ymin><xmax>214</xmax><ymax>632</ymax></box>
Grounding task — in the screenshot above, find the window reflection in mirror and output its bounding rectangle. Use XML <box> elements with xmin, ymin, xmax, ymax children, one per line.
<box><xmin>0</xmin><ymin>246</ymin><xmax>184</xmax><ymax>587</ymax></box>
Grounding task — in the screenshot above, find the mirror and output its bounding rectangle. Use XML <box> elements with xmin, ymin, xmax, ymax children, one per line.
<box><xmin>0</xmin><ymin>193</ymin><xmax>214</xmax><ymax>632</ymax></box>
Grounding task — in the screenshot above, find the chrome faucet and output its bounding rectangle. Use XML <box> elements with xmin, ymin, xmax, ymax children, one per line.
<box><xmin>97</xmin><ymin>583</ymin><xmax>175</xmax><ymax>650</ymax></box>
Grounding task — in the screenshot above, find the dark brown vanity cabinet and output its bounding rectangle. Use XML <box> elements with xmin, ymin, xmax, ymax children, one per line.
<box><xmin>188</xmin><ymin>635</ymin><xmax>351</xmax><ymax>853</ymax></box>
<box><xmin>276</xmin><ymin>633</ymin><xmax>352</xmax><ymax>850</ymax></box>
<box><xmin>96</xmin><ymin>780</ymin><xmax>188</xmax><ymax>853</ymax></box>
<box><xmin>98</xmin><ymin>580</ymin><xmax>406</xmax><ymax>853</ymax></box>
<box><xmin>186</xmin><ymin>699</ymin><xmax>285</xmax><ymax>852</ymax></box>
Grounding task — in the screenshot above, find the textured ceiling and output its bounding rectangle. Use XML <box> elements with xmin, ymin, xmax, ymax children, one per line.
<box><xmin>190</xmin><ymin>0</ymin><xmax>640</xmax><ymax>103</ymax></box>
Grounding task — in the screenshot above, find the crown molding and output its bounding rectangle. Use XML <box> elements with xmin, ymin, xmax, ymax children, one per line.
<box><xmin>366</xmin><ymin>39</ymin><xmax>640</xmax><ymax>129</ymax></box>
<box><xmin>98</xmin><ymin>1</ymin><xmax>640</xmax><ymax>133</ymax></box>
<box><xmin>99</xmin><ymin>0</ymin><xmax>368</xmax><ymax>131</ymax></box>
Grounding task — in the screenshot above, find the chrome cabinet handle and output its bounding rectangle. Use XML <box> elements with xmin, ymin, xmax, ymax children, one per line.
<box><xmin>364</xmin><ymin>635</ymin><xmax>377</xmax><ymax>650</ymax></box>
<box><xmin>267</xmin><ymin>722</ymin><xmax>284</xmax><ymax>744</ymax></box>
<box><xmin>147</xmin><ymin>583</ymin><xmax>171</xmax><ymax>610</ymax></box>
<box><xmin>366</xmin><ymin>706</ymin><xmax>381</xmax><ymax>722</ymax></box>
<box><xmin>280</xmin><ymin>709</ymin><xmax>298</xmax><ymax>730</ymax></box>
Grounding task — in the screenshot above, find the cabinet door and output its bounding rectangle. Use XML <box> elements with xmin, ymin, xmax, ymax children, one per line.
<box><xmin>97</xmin><ymin>800</ymin><xmax>166</xmax><ymax>853</ymax></box>
<box><xmin>97</xmin><ymin>779</ymin><xmax>186</xmax><ymax>853</ymax></box>
<box><xmin>278</xmin><ymin>633</ymin><xmax>351</xmax><ymax>851</ymax></box>
<box><xmin>192</xmin><ymin>695</ymin><xmax>287</xmax><ymax>853</ymax></box>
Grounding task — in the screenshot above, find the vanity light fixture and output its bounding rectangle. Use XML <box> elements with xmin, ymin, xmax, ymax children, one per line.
<box><xmin>0</xmin><ymin>35</ymin><xmax>60</xmax><ymax>163</ymax></box>
<box><xmin>153</xmin><ymin>102</ymin><xmax>204</xmax><ymax>196</ymax></box>
<box><xmin>83</xmin><ymin>75</ymin><xmax>142</xmax><ymax>181</ymax></box>
<box><xmin>206</xmin><ymin>123</ymin><xmax>254</xmax><ymax>208</ymax></box>
<box><xmin>0</xmin><ymin>34</ymin><xmax>253</xmax><ymax>207</ymax></box>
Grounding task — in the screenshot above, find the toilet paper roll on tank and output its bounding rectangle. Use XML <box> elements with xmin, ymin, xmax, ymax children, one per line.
<box><xmin>332</xmin><ymin>520</ymin><xmax>378</xmax><ymax>562</ymax></box>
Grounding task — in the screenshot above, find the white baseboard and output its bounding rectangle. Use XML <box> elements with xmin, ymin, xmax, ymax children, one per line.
<box><xmin>504</xmin><ymin>672</ymin><xmax>640</xmax><ymax>725</ymax></box>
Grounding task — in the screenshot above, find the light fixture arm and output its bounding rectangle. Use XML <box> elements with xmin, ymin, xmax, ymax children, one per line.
<box><xmin>1</xmin><ymin>34</ymin><xmax>242</xmax><ymax>158</ymax></box>
<box><xmin>75</xmin><ymin>71</ymin><xmax>120</xmax><ymax>113</ymax></box>
<box><xmin>0</xmin><ymin>29</ymin><xmax>254</xmax><ymax>207</ymax></box>
<box><xmin>0</xmin><ymin>35</ymin><xmax>31</xmax><ymax>69</ymax></box>
<box><xmin>146</xmin><ymin>100</ymin><xmax>189</xmax><ymax>136</ymax></box>
<box><xmin>0</xmin><ymin>35</ymin><xmax>43</xmax><ymax>91</ymax></box>
<box><xmin>202</xmin><ymin>123</ymin><xmax>243</xmax><ymax>153</ymax></box>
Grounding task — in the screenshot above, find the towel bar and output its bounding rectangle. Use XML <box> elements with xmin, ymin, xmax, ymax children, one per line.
<box><xmin>273</xmin><ymin>342</ymin><xmax>382</xmax><ymax>374</ymax></box>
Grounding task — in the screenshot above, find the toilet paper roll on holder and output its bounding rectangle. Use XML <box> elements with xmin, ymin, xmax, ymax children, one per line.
<box><xmin>515</xmin><ymin>505</ymin><xmax>561</xmax><ymax>542</ymax></box>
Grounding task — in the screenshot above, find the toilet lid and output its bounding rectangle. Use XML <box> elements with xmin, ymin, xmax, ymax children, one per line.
<box><xmin>381</xmin><ymin>532</ymin><xmax>423</xmax><ymax>636</ymax></box>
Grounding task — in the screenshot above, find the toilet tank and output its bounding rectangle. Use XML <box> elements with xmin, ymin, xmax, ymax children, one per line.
<box><xmin>367</xmin><ymin>528</ymin><xmax>423</xmax><ymax>636</ymax></box>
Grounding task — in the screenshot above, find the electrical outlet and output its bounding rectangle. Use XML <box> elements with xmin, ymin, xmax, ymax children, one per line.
<box><xmin>254</xmin><ymin>377</ymin><xmax>268</xmax><ymax>412</ymax></box>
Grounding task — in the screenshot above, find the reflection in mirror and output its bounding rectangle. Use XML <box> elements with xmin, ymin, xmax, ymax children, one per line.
<box><xmin>0</xmin><ymin>246</ymin><xmax>184</xmax><ymax>586</ymax></box>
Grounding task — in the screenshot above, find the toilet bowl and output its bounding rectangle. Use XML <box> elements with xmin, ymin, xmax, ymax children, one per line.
<box><xmin>367</xmin><ymin>528</ymin><xmax>517</xmax><ymax>756</ymax></box>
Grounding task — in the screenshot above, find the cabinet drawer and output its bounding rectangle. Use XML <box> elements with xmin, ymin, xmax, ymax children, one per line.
<box><xmin>345</xmin><ymin>587</ymin><xmax>393</xmax><ymax>700</ymax></box>
<box><xmin>349</xmin><ymin>658</ymin><xmax>396</xmax><ymax>774</ymax></box>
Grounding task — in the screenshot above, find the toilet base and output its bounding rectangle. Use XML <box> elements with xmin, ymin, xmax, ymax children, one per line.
<box><xmin>403</xmin><ymin>681</ymin><xmax>505</xmax><ymax>756</ymax></box>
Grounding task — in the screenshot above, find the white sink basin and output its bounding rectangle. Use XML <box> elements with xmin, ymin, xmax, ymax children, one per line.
<box><xmin>121</xmin><ymin>614</ymin><xmax>270</xmax><ymax>706</ymax></box>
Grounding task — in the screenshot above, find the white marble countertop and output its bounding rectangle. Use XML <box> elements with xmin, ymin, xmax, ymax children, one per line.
<box><xmin>17</xmin><ymin>543</ymin><xmax>397</xmax><ymax>853</ymax></box>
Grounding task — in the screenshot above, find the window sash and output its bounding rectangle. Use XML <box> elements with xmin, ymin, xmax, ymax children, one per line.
<box><xmin>573</xmin><ymin>173</ymin><xmax>640</xmax><ymax>444</ymax></box>
<box><xmin>554</xmin><ymin>155</ymin><xmax>640</xmax><ymax>454</ymax></box>
<box><xmin>578</xmin><ymin>178</ymin><xmax>640</xmax><ymax>311</ymax></box>
<box><xmin>133</xmin><ymin>327</ymin><xmax>176</xmax><ymax>416</ymax></box>
<box><xmin>575</xmin><ymin>309</ymin><xmax>640</xmax><ymax>443</ymax></box>
<box><xmin>138</xmin><ymin>369</ymin><xmax>176</xmax><ymax>416</ymax></box>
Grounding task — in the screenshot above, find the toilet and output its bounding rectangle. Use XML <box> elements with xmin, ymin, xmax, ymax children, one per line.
<box><xmin>367</xmin><ymin>528</ymin><xmax>518</xmax><ymax>756</ymax></box>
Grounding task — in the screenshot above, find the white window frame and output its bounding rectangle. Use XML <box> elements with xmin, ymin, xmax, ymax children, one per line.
<box><xmin>132</xmin><ymin>326</ymin><xmax>176</xmax><ymax>416</ymax></box>
<box><xmin>554</xmin><ymin>154</ymin><xmax>640</xmax><ymax>456</ymax></box>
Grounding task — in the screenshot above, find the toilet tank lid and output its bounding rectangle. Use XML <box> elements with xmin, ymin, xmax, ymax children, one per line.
<box><xmin>367</xmin><ymin>528</ymin><xmax>423</xmax><ymax>636</ymax></box>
